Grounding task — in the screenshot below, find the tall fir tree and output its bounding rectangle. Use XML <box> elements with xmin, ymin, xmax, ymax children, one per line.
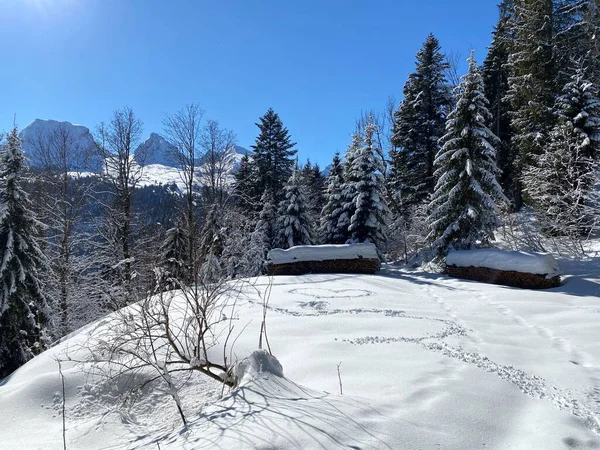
<box><xmin>390</xmin><ymin>34</ymin><xmax>451</xmax><ymax>213</ymax></box>
<box><xmin>482</xmin><ymin>0</ymin><xmax>515</xmax><ymax>198</ymax></box>
<box><xmin>554</xmin><ymin>0</ymin><xmax>600</xmax><ymax>86</ymax></box>
<box><xmin>388</xmin><ymin>74</ymin><xmax>420</xmax><ymax>215</ymax></box>
<box><xmin>319</xmin><ymin>153</ymin><xmax>346</xmax><ymax>244</ymax></box>
<box><xmin>0</xmin><ymin>127</ymin><xmax>50</xmax><ymax>378</ymax></box>
<box><xmin>248</xmin><ymin>108</ymin><xmax>297</xmax><ymax>210</ymax></box>
<box><xmin>523</xmin><ymin>65</ymin><xmax>600</xmax><ymax>235</ymax></box>
<box><xmin>276</xmin><ymin>170</ymin><xmax>314</xmax><ymax>249</ymax></box>
<box><xmin>234</xmin><ymin>154</ymin><xmax>260</xmax><ymax>214</ymax></box>
<box><xmin>337</xmin><ymin>133</ymin><xmax>363</xmax><ymax>244</ymax></box>
<box><xmin>505</xmin><ymin>0</ymin><xmax>556</xmax><ymax>208</ymax></box>
<box><xmin>428</xmin><ymin>54</ymin><xmax>507</xmax><ymax>256</ymax></box>
<box><xmin>347</xmin><ymin>119</ymin><xmax>390</xmax><ymax>249</ymax></box>
<box><xmin>301</xmin><ymin>160</ymin><xmax>326</xmax><ymax>223</ymax></box>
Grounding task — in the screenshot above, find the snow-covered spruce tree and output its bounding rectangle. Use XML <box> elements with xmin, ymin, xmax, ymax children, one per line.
<box><xmin>234</xmin><ymin>154</ymin><xmax>260</xmax><ymax>214</ymax></box>
<box><xmin>247</xmin><ymin>189</ymin><xmax>278</xmax><ymax>274</ymax></box>
<box><xmin>336</xmin><ymin>133</ymin><xmax>363</xmax><ymax>244</ymax></box>
<box><xmin>276</xmin><ymin>170</ymin><xmax>314</xmax><ymax>249</ymax></box>
<box><xmin>300</xmin><ymin>160</ymin><xmax>326</xmax><ymax>225</ymax></box>
<box><xmin>347</xmin><ymin>118</ymin><xmax>390</xmax><ymax>249</ymax></box>
<box><xmin>555</xmin><ymin>0</ymin><xmax>600</xmax><ymax>86</ymax></box>
<box><xmin>219</xmin><ymin>209</ymin><xmax>254</xmax><ymax>278</ymax></box>
<box><xmin>388</xmin><ymin>74</ymin><xmax>420</xmax><ymax>216</ymax></box>
<box><xmin>428</xmin><ymin>53</ymin><xmax>507</xmax><ymax>256</ymax></box>
<box><xmin>390</xmin><ymin>34</ymin><xmax>451</xmax><ymax>212</ymax></box>
<box><xmin>482</xmin><ymin>0</ymin><xmax>515</xmax><ymax>198</ymax></box>
<box><xmin>159</xmin><ymin>222</ymin><xmax>189</xmax><ymax>282</ymax></box>
<box><xmin>319</xmin><ymin>153</ymin><xmax>346</xmax><ymax>244</ymax></box>
<box><xmin>555</xmin><ymin>65</ymin><xmax>600</xmax><ymax>160</ymax></box>
<box><xmin>247</xmin><ymin>108</ymin><xmax>297</xmax><ymax>210</ymax></box>
<box><xmin>505</xmin><ymin>0</ymin><xmax>556</xmax><ymax>209</ymax></box>
<box><xmin>523</xmin><ymin>65</ymin><xmax>600</xmax><ymax>236</ymax></box>
<box><xmin>0</xmin><ymin>128</ymin><xmax>50</xmax><ymax>379</ymax></box>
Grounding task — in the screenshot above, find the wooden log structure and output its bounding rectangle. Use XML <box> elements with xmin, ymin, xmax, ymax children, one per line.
<box><xmin>267</xmin><ymin>258</ymin><xmax>380</xmax><ymax>276</ymax></box>
<box><xmin>266</xmin><ymin>243</ymin><xmax>381</xmax><ymax>276</ymax></box>
<box><xmin>445</xmin><ymin>265</ymin><xmax>560</xmax><ymax>289</ymax></box>
<box><xmin>445</xmin><ymin>249</ymin><xmax>561</xmax><ymax>289</ymax></box>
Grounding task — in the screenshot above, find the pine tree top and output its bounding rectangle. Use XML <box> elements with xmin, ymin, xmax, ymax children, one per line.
<box><xmin>251</xmin><ymin>108</ymin><xmax>297</xmax><ymax>154</ymax></box>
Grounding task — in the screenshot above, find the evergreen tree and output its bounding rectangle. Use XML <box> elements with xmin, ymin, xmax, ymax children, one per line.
<box><xmin>347</xmin><ymin>119</ymin><xmax>390</xmax><ymax>249</ymax></box>
<box><xmin>388</xmin><ymin>74</ymin><xmax>420</xmax><ymax>215</ymax></box>
<box><xmin>249</xmin><ymin>108</ymin><xmax>297</xmax><ymax>209</ymax></box>
<box><xmin>482</xmin><ymin>1</ymin><xmax>515</xmax><ymax>197</ymax></box>
<box><xmin>160</xmin><ymin>222</ymin><xmax>189</xmax><ymax>281</ymax></box>
<box><xmin>234</xmin><ymin>154</ymin><xmax>260</xmax><ymax>214</ymax></box>
<box><xmin>337</xmin><ymin>133</ymin><xmax>363</xmax><ymax>244</ymax></box>
<box><xmin>554</xmin><ymin>0</ymin><xmax>600</xmax><ymax>85</ymax></box>
<box><xmin>523</xmin><ymin>65</ymin><xmax>600</xmax><ymax>235</ymax></box>
<box><xmin>276</xmin><ymin>170</ymin><xmax>313</xmax><ymax>249</ymax></box>
<box><xmin>249</xmin><ymin>188</ymin><xmax>278</xmax><ymax>270</ymax></box>
<box><xmin>428</xmin><ymin>54</ymin><xmax>507</xmax><ymax>255</ymax></box>
<box><xmin>301</xmin><ymin>160</ymin><xmax>326</xmax><ymax>222</ymax></box>
<box><xmin>505</xmin><ymin>0</ymin><xmax>556</xmax><ymax>208</ymax></box>
<box><xmin>319</xmin><ymin>153</ymin><xmax>346</xmax><ymax>244</ymax></box>
<box><xmin>0</xmin><ymin>128</ymin><xmax>50</xmax><ymax>378</ymax></box>
<box><xmin>390</xmin><ymin>34</ymin><xmax>451</xmax><ymax>211</ymax></box>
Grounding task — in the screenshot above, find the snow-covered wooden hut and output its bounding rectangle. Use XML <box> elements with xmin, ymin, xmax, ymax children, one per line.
<box><xmin>267</xmin><ymin>243</ymin><xmax>380</xmax><ymax>275</ymax></box>
<box><xmin>446</xmin><ymin>249</ymin><xmax>561</xmax><ymax>289</ymax></box>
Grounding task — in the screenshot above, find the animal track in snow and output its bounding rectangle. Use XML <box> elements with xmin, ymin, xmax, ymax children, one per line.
<box><xmin>288</xmin><ymin>288</ymin><xmax>373</xmax><ymax>299</ymax></box>
<box><xmin>477</xmin><ymin>291</ymin><xmax>596</xmax><ymax>368</ymax></box>
<box><xmin>425</xmin><ymin>342</ymin><xmax>600</xmax><ymax>435</ymax></box>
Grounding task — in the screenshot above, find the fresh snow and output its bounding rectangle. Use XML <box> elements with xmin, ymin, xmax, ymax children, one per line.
<box><xmin>267</xmin><ymin>243</ymin><xmax>378</xmax><ymax>264</ymax></box>
<box><xmin>447</xmin><ymin>248</ymin><xmax>561</xmax><ymax>277</ymax></box>
<box><xmin>1</xmin><ymin>256</ymin><xmax>600</xmax><ymax>449</ymax></box>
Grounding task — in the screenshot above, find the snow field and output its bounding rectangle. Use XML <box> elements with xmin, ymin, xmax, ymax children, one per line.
<box><xmin>1</xmin><ymin>261</ymin><xmax>600</xmax><ymax>449</ymax></box>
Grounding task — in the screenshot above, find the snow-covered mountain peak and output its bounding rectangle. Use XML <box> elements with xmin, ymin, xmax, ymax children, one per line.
<box><xmin>136</xmin><ymin>132</ymin><xmax>178</xmax><ymax>166</ymax></box>
<box><xmin>19</xmin><ymin>119</ymin><xmax>100</xmax><ymax>171</ymax></box>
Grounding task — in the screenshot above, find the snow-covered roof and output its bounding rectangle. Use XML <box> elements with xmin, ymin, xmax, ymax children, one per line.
<box><xmin>267</xmin><ymin>243</ymin><xmax>379</xmax><ymax>265</ymax></box>
<box><xmin>447</xmin><ymin>249</ymin><xmax>560</xmax><ymax>277</ymax></box>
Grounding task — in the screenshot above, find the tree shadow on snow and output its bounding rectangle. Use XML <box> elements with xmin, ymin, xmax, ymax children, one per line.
<box><xmin>128</xmin><ymin>373</ymin><xmax>416</xmax><ymax>450</ymax></box>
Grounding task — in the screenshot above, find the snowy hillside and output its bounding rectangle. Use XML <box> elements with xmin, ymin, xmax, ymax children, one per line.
<box><xmin>2</xmin><ymin>257</ymin><xmax>600</xmax><ymax>449</ymax></box>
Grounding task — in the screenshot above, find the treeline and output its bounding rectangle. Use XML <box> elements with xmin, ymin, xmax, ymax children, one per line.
<box><xmin>1</xmin><ymin>0</ymin><xmax>599</xmax><ymax>378</ymax></box>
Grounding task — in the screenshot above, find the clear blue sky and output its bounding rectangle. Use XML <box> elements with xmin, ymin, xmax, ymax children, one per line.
<box><xmin>1</xmin><ymin>0</ymin><xmax>499</xmax><ymax>166</ymax></box>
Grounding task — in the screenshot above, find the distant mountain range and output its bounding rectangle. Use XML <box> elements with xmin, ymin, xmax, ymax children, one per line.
<box><xmin>19</xmin><ymin>119</ymin><xmax>250</xmax><ymax>172</ymax></box>
<box><xmin>18</xmin><ymin>120</ymin><xmax>330</xmax><ymax>186</ymax></box>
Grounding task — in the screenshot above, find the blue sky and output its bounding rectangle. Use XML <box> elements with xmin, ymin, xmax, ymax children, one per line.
<box><xmin>1</xmin><ymin>0</ymin><xmax>499</xmax><ymax>166</ymax></box>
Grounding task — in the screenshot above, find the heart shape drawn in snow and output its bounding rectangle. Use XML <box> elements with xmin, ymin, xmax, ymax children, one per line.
<box><xmin>288</xmin><ymin>288</ymin><xmax>372</xmax><ymax>299</ymax></box>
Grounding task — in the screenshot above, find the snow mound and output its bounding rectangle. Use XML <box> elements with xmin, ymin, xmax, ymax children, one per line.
<box><xmin>232</xmin><ymin>350</ymin><xmax>284</xmax><ymax>387</ymax></box>
<box><xmin>447</xmin><ymin>249</ymin><xmax>561</xmax><ymax>277</ymax></box>
<box><xmin>267</xmin><ymin>243</ymin><xmax>379</xmax><ymax>265</ymax></box>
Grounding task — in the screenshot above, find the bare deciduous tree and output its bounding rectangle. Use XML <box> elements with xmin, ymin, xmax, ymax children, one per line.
<box><xmin>30</xmin><ymin>124</ymin><xmax>96</xmax><ymax>334</ymax></box>
<box><xmin>94</xmin><ymin>107</ymin><xmax>145</xmax><ymax>301</ymax></box>
<box><xmin>80</xmin><ymin>267</ymin><xmax>247</xmax><ymax>427</ymax></box>
<box><xmin>163</xmin><ymin>104</ymin><xmax>204</xmax><ymax>279</ymax></box>
<box><xmin>199</xmin><ymin>119</ymin><xmax>237</xmax><ymax>208</ymax></box>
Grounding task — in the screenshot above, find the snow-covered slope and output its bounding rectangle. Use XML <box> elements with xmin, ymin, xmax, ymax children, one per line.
<box><xmin>2</xmin><ymin>255</ymin><xmax>600</xmax><ymax>449</ymax></box>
